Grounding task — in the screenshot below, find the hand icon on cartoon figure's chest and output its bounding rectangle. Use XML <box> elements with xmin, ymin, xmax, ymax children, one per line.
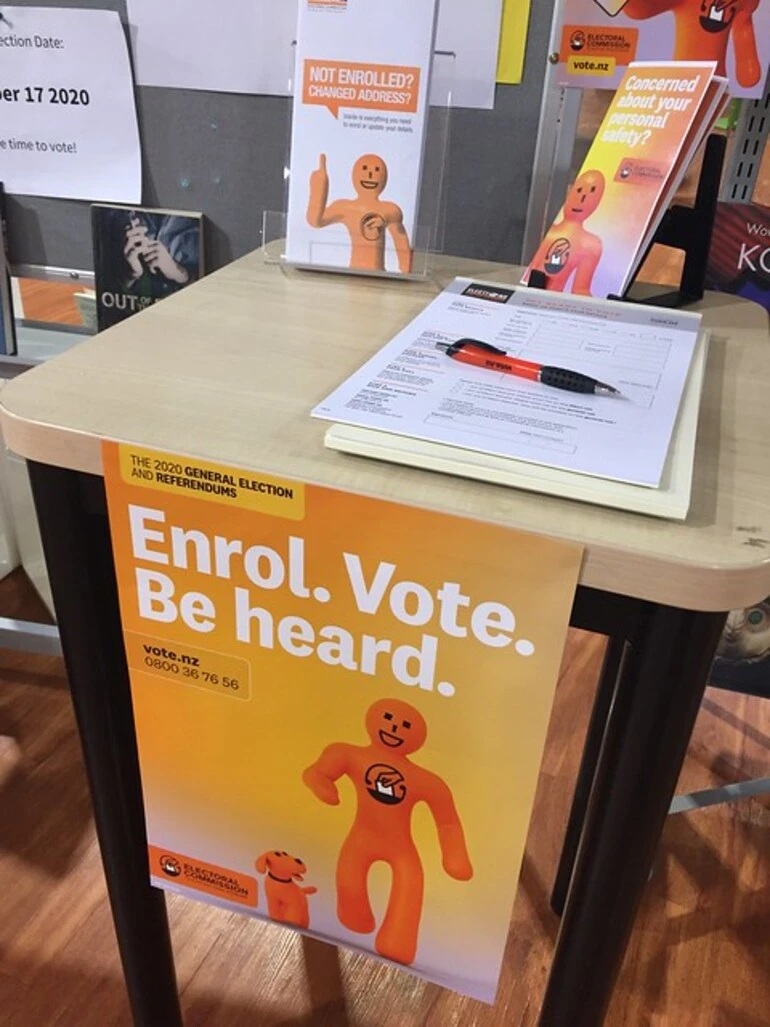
<box><xmin>698</xmin><ymin>0</ymin><xmax>738</xmax><ymax>34</ymax></box>
<box><xmin>363</xmin><ymin>762</ymin><xmax>408</xmax><ymax>805</ymax></box>
<box><xmin>360</xmin><ymin>212</ymin><xmax>387</xmax><ymax>241</ymax></box>
<box><xmin>544</xmin><ymin>237</ymin><xmax>572</xmax><ymax>276</ymax></box>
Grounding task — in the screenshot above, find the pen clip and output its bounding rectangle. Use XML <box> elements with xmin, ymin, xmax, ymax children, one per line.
<box><xmin>448</xmin><ymin>338</ymin><xmax>507</xmax><ymax>357</ymax></box>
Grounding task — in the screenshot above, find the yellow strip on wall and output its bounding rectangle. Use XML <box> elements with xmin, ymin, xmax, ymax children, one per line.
<box><xmin>496</xmin><ymin>0</ymin><xmax>533</xmax><ymax>85</ymax></box>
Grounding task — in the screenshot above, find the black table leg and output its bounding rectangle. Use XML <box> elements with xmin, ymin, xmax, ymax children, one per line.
<box><xmin>538</xmin><ymin>602</ymin><xmax>726</xmax><ymax>1027</ymax></box>
<box><xmin>28</xmin><ymin>463</ymin><xmax>183</xmax><ymax>1027</ymax></box>
<box><xmin>551</xmin><ymin>632</ymin><xmax>626</xmax><ymax>916</ymax></box>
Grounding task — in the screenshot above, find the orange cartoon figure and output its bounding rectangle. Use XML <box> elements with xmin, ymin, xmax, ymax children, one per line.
<box><xmin>303</xmin><ymin>699</ymin><xmax>472</xmax><ymax>966</ymax></box>
<box><xmin>306</xmin><ymin>153</ymin><xmax>412</xmax><ymax>274</ymax></box>
<box><xmin>527</xmin><ymin>169</ymin><xmax>606</xmax><ymax>296</ymax></box>
<box><xmin>255</xmin><ymin>850</ymin><xmax>317</xmax><ymax>929</ymax></box>
<box><xmin>624</xmin><ymin>0</ymin><xmax>763</xmax><ymax>88</ymax></box>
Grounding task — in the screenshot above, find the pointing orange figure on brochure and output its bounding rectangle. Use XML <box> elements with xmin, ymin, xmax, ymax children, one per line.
<box><xmin>306</xmin><ymin>153</ymin><xmax>413</xmax><ymax>274</ymax></box>
<box><xmin>624</xmin><ymin>0</ymin><xmax>763</xmax><ymax>88</ymax></box>
<box><xmin>303</xmin><ymin>698</ymin><xmax>472</xmax><ymax>966</ymax></box>
<box><xmin>525</xmin><ymin>170</ymin><xmax>606</xmax><ymax>296</ymax></box>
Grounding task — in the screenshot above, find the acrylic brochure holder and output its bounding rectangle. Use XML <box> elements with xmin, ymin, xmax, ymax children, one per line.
<box><xmin>610</xmin><ymin>133</ymin><xmax>727</xmax><ymax>309</ymax></box>
<box><xmin>262</xmin><ymin>48</ymin><xmax>455</xmax><ymax>281</ymax></box>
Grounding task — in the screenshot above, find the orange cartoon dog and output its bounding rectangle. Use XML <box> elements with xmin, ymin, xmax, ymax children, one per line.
<box><xmin>624</xmin><ymin>0</ymin><xmax>763</xmax><ymax>88</ymax></box>
<box><xmin>255</xmin><ymin>850</ymin><xmax>317</xmax><ymax>929</ymax></box>
<box><xmin>306</xmin><ymin>153</ymin><xmax>412</xmax><ymax>274</ymax></box>
<box><xmin>527</xmin><ymin>169</ymin><xmax>606</xmax><ymax>296</ymax></box>
<box><xmin>303</xmin><ymin>698</ymin><xmax>472</xmax><ymax>966</ymax></box>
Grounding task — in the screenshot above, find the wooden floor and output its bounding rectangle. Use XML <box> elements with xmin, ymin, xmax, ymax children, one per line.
<box><xmin>0</xmin><ymin>567</ymin><xmax>768</xmax><ymax>1027</ymax></box>
<box><xmin>18</xmin><ymin>279</ymin><xmax>83</xmax><ymax>327</ymax></box>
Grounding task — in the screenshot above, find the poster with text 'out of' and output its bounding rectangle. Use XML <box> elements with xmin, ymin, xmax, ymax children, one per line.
<box><xmin>557</xmin><ymin>0</ymin><xmax>770</xmax><ymax>99</ymax></box>
<box><xmin>0</xmin><ymin>7</ymin><xmax>141</xmax><ymax>202</ymax></box>
<box><xmin>103</xmin><ymin>441</ymin><xmax>582</xmax><ymax>1001</ymax></box>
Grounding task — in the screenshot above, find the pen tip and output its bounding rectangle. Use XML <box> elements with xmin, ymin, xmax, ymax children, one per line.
<box><xmin>596</xmin><ymin>383</ymin><xmax>622</xmax><ymax>397</ymax></box>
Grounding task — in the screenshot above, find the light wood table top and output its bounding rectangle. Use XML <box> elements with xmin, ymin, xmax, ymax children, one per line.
<box><xmin>1</xmin><ymin>250</ymin><xmax>769</xmax><ymax>612</ymax></box>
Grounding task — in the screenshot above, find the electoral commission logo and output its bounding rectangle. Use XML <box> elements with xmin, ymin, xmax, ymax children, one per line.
<box><xmin>159</xmin><ymin>855</ymin><xmax>182</xmax><ymax>877</ymax></box>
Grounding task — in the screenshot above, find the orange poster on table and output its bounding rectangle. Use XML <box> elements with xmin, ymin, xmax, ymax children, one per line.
<box><xmin>102</xmin><ymin>441</ymin><xmax>582</xmax><ymax>1001</ymax></box>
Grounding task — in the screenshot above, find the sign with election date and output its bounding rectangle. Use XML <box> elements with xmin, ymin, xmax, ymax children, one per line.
<box><xmin>0</xmin><ymin>7</ymin><xmax>141</xmax><ymax>202</ymax></box>
<box><xmin>103</xmin><ymin>440</ymin><xmax>581</xmax><ymax>1001</ymax></box>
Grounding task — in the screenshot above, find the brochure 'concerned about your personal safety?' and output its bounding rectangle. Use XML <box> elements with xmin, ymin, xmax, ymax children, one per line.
<box><xmin>312</xmin><ymin>277</ymin><xmax>702</xmax><ymax>488</ymax></box>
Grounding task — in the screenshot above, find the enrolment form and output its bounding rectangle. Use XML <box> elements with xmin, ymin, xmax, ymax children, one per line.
<box><xmin>312</xmin><ymin>277</ymin><xmax>702</xmax><ymax>487</ymax></box>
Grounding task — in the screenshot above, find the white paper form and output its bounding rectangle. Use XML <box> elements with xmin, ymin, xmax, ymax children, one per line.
<box><xmin>313</xmin><ymin>278</ymin><xmax>702</xmax><ymax>487</ymax></box>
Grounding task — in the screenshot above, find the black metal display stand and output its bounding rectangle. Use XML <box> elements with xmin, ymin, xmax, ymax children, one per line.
<box><xmin>529</xmin><ymin>133</ymin><xmax>727</xmax><ymax>310</ymax></box>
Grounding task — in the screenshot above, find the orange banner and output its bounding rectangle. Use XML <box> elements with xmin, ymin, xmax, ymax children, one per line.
<box><xmin>302</xmin><ymin>59</ymin><xmax>420</xmax><ymax>118</ymax></box>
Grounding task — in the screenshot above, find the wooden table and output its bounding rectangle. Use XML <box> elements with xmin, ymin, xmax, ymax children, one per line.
<box><xmin>2</xmin><ymin>250</ymin><xmax>769</xmax><ymax>1027</ymax></box>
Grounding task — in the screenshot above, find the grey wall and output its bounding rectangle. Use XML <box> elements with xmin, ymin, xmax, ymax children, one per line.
<box><xmin>3</xmin><ymin>0</ymin><xmax>554</xmax><ymax>271</ymax></box>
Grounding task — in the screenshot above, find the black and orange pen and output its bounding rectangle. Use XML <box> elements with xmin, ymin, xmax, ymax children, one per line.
<box><xmin>435</xmin><ymin>338</ymin><xmax>622</xmax><ymax>397</ymax></box>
